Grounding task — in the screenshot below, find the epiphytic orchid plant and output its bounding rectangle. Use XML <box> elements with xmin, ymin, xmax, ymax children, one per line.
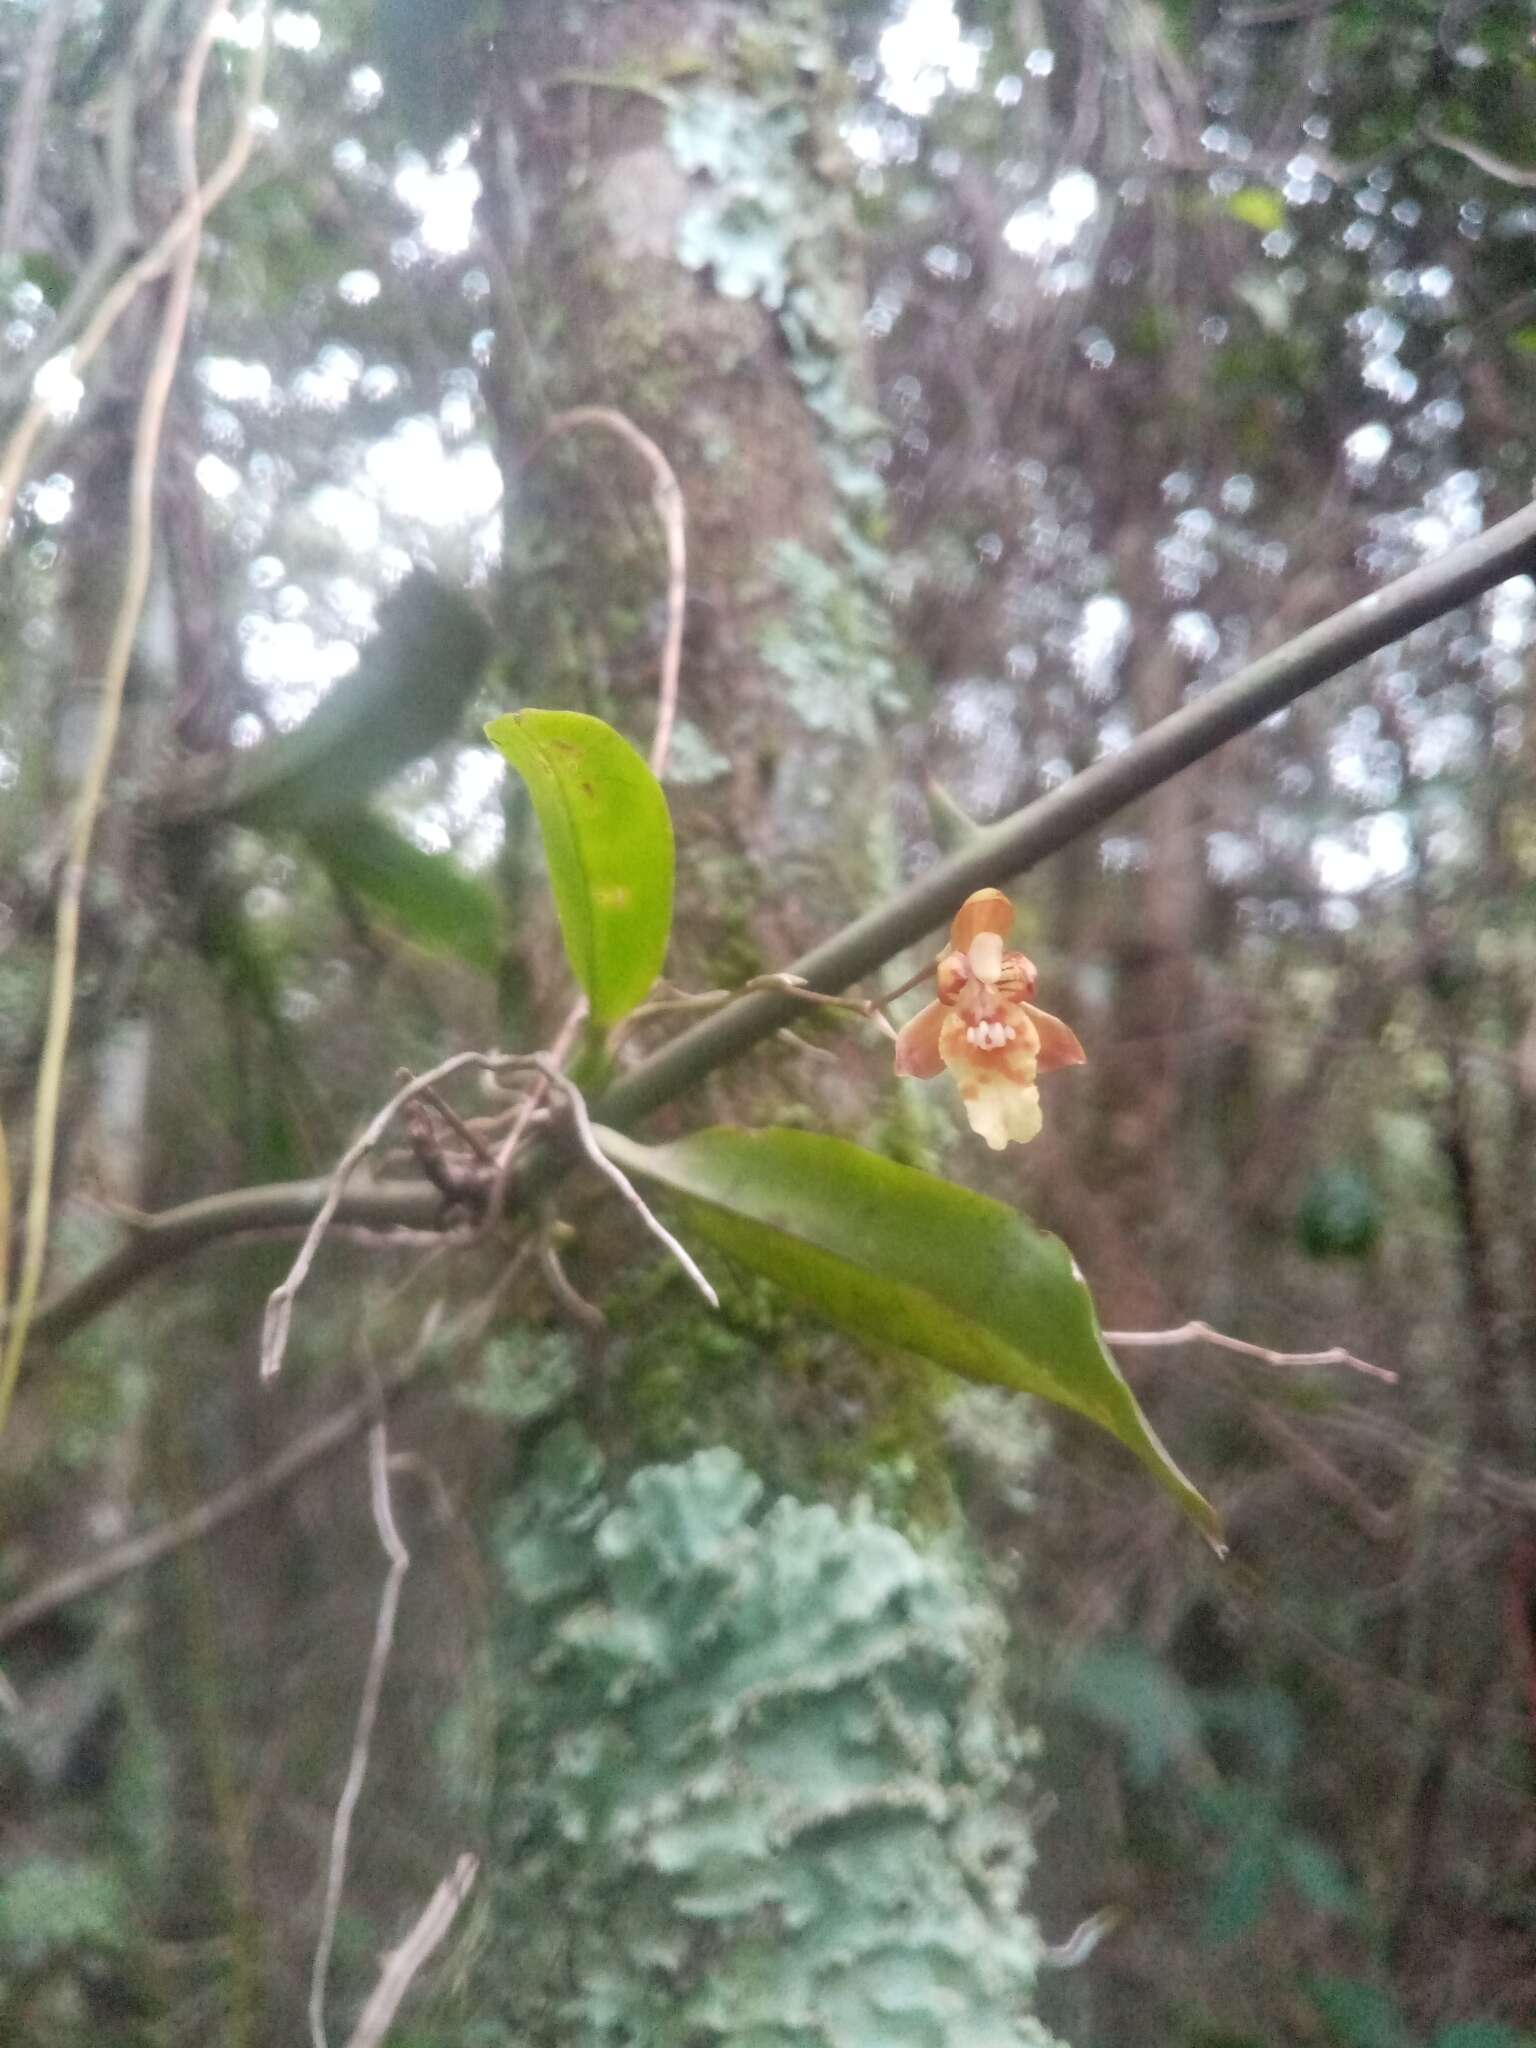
<box><xmin>892</xmin><ymin>887</ymin><xmax>1085</xmax><ymax>1151</ymax></box>
<box><xmin>250</xmin><ymin>708</ymin><xmax>1223</xmax><ymax>1549</ymax></box>
<box><xmin>474</xmin><ymin>711</ymin><xmax>1222</xmax><ymax>1547</ymax></box>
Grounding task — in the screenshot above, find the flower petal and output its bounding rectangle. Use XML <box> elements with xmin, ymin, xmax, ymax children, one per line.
<box><xmin>893</xmin><ymin>998</ymin><xmax>946</xmax><ymax>1078</ymax></box>
<box><xmin>949</xmin><ymin>887</ymin><xmax>1014</xmax><ymax>952</ymax></box>
<box><xmin>1020</xmin><ymin>1001</ymin><xmax>1087</xmax><ymax>1072</ymax></box>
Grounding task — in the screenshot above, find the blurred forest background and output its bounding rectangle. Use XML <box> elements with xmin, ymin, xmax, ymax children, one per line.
<box><xmin>3</xmin><ymin>1</ymin><xmax>1536</xmax><ymax>2044</ymax></box>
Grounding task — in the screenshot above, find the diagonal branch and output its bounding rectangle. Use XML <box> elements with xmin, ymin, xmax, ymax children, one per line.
<box><xmin>14</xmin><ymin>495</ymin><xmax>1536</xmax><ymax>1355</ymax></box>
<box><xmin>592</xmin><ymin>495</ymin><xmax>1536</xmax><ymax>1128</ymax></box>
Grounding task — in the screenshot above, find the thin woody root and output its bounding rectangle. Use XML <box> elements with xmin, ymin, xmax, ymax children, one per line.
<box><xmin>532</xmin><ymin>1054</ymin><xmax>718</xmax><ymax>1310</ymax></box>
<box><xmin>260</xmin><ymin>1051</ymin><xmax>715</xmax><ymax>1382</ymax></box>
<box><xmin>262</xmin><ymin>1051</ymin><xmax>502</xmax><ymax>1382</ymax></box>
<box><xmin>342</xmin><ymin>1852</ymin><xmax>480</xmax><ymax>2048</ymax></box>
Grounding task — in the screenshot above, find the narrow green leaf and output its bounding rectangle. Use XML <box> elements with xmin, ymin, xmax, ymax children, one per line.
<box><xmin>305</xmin><ymin>809</ymin><xmax>498</xmax><ymax>974</ymax></box>
<box><xmin>593</xmin><ymin>1125</ymin><xmax>1224</xmax><ymax>1547</ymax></box>
<box><xmin>161</xmin><ymin>572</ymin><xmax>492</xmax><ymax>831</ymax></box>
<box><xmin>485</xmin><ymin>710</ymin><xmax>674</xmax><ymax>1025</ymax></box>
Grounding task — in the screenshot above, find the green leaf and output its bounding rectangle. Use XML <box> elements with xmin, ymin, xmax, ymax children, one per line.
<box><xmin>305</xmin><ymin>808</ymin><xmax>498</xmax><ymax>974</ymax></box>
<box><xmin>484</xmin><ymin>710</ymin><xmax>674</xmax><ymax>1025</ymax></box>
<box><xmin>1307</xmin><ymin>1977</ymin><xmax>1415</xmax><ymax>2048</ymax></box>
<box><xmin>159</xmin><ymin>572</ymin><xmax>492</xmax><ymax>831</ymax></box>
<box><xmin>1226</xmin><ymin>187</ymin><xmax>1288</xmax><ymax>233</ymax></box>
<box><xmin>1057</xmin><ymin>1640</ymin><xmax>1203</xmax><ymax>1781</ymax></box>
<box><xmin>593</xmin><ymin>1126</ymin><xmax>1224</xmax><ymax>1547</ymax></box>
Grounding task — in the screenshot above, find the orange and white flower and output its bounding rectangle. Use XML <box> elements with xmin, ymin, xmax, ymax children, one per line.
<box><xmin>893</xmin><ymin>887</ymin><xmax>1085</xmax><ymax>1150</ymax></box>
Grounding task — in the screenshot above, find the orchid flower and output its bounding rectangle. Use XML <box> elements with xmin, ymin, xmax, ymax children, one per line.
<box><xmin>892</xmin><ymin>888</ymin><xmax>1085</xmax><ymax>1150</ymax></box>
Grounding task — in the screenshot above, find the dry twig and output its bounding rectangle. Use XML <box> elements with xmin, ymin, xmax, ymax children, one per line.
<box><xmin>342</xmin><ymin>1852</ymin><xmax>480</xmax><ymax>2048</ymax></box>
<box><xmin>309</xmin><ymin>1424</ymin><xmax>411</xmax><ymax>2048</ymax></box>
<box><xmin>1103</xmin><ymin>1318</ymin><xmax>1395</xmax><ymax>1383</ymax></box>
<box><xmin>530</xmin><ymin>406</ymin><xmax>686</xmax><ymax>779</ymax></box>
<box><xmin>1423</xmin><ymin>124</ymin><xmax>1536</xmax><ymax>190</ymax></box>
<box><xmin>0</xmin><ymin>1368</ymin><xmax>411</xmax><ymax>1647</ymax></box>
<box><xmin>0</xmin><ymin>0</ymin><xmax>70</xmax><ymax>265</ymax></box>
<box><xmin>261</xmin><ymin>1052</ymin><xmax>503</xmax><ymax>1381</ymax></box>
<box><xmin>3</xmin><ymin>1245</ymin><xmax>535</xmax><ymax>1646</ymax></box>
<box><xmin>262</xmin><ymin>1053</ymin><xmax>715</xmax><ymax>1382</ymax></box>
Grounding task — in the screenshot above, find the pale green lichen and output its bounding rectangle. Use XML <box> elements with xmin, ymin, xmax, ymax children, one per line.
<box><xmin>759</xmin><ymin>538</ymin><xmax>906</xmax><ymax>743</ymax></box>
<box><xmin>458</xmin><ymin>1328</ymin><xmax>582</xmax><ymax>1426</ymax></box>
<box><xmin>670</xmin><ymin>89</ymin><xmax>809</xmax><ymax>309</ymax></box>
<box><xmin>662</xmin><ymin>716</ymin><xmax>733</xmax><ymax>786</ymax></box>
<box><xmin>666</xmin><ymin>65</ymin><xmax>886</xmax><ymax>519</ymax></box>
<box><xmin>469</xmin><ymin>1439</ymin><xmax>1064</xmax><ymax>2048</ymax></box>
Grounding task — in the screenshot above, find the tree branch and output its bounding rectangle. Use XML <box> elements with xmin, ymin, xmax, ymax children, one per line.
<box><xmin>0</xmin><ymin>1361</ymin><xmax>418</xmax><ymax>1647</ymax></box>
<box><xmin>1104</xmin><ymin>1319</ymin><xmax>1395</xmax><ymax>1382</ymax></box>
<box><xmin>1424</xmin><ymin>125</ymin><xmax>1536</xmax><ymax>191</ymax></box>
<box><xmin>23</xmin><ymin>1179</ymin><xmax>445</xmax><ymax>1352</ymax></box>
<box><xmin>16</xmin><ymin>495</ymin><xmax>1536</xmax><ymax>1353</ymax></box>
<box><xmin>592</xmin><ymin>496</ymin><xmax>1536</xmax><ymax>1128</ymax></box>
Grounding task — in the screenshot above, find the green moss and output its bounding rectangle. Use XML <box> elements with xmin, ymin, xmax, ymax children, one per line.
<box><xmin>599</xmin><ymin>1251</ymin><xmax>957</xmax><ymax>1525</ymax></box>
